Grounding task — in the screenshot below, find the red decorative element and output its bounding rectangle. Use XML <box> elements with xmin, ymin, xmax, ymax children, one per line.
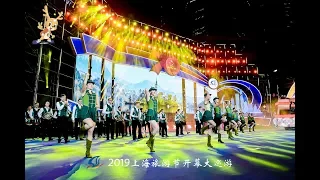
<box><xmin>151</xmin><ymin>55</ymin><xmax>180</xmax><ymax>76</ymax></box>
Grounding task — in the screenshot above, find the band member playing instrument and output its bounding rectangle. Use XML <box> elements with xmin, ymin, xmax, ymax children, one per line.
<box><xmin>175</xmin><ymin>109</ymin><xmax>184</xmax><ymax>136</ymax></box>
<box><xmin>79</xmin><ymin>74</ymin><xmax>98</xmax><ymax>158</ymax></box>
<box><xmin>200</xmin><ymin>93</ymin><xmax>217</xmax><ymax>148</ymax></box>
<box><xmin>195</xmin><ymin>106</ymin><xmax>203</xmax><ymax>135</ymax></box>
<box><xmin>103</xmin><ymin>97</ymin><xmax>115</xmax><ymax>140</ymax></box>
<box><xmin>248</xmin><ymin>113</ymin><xmax>256</xmax><ymax>132</ymax></box>
<box><xmin>239</xmin><ymin>112</ymin><xmax>246</xmax><ymax>133</ymax></box>
<box><xmin>232</xmin><ymin>108</ymin><xmax>240</xmax><ymax>136</ymax></box>
<box><xmin>72</xmin><ymin>99</ymin><xmax>84</xmax><ymax>140</ymax></box>
<box><xmin>124</xmin><ymin>110</ymin><xmax>132</xmax><ymax>136</ymax></box>
<box><xmin>29</xmin><ymin>102</ymin><xmax>41</xmax><ymax>138</ymax></box>
<box><xmin>145</xmin><ymin>87</ymin><xmax>159</xmax><ymax>152</ymax></box>
<box><xmin>158</xmin><ymin>109</ymin><xmax>168</xmax><ymax>137</ymax></box>
<box><xmin>130</xmin><ymin>101</ymin><xmax>142</xmax><ymax>141</ymax></box>
<box><xmin>180</xmin><ymin>111</ymin><xmax>189</xmax><ymax>134</ymax></box>
<box><xmin>25</xmin><ymin>106</ymin><xmax>34</xmax><ymax>139</ymax></box>
<box><xmin>114</xmin><ymin>106</ymin><xmax>124</xmax><ymax>138</ymax></box>
<box><xmin>30</xmin><ymin>102</ymin><xmax>41</xmax><ymax>125</ymax></box>
<box><xmin>56</xmin><ymin>94</ymin><xmax>71</xmax><ymax>143</ymax></box>
<box><xmin>38</xmin><ymin>100</ymin><xmax>53</xmax><ymax>141</ymax></box>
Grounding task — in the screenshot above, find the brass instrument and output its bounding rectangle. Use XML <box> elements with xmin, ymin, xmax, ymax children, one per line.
<box><xmin>43</xmin><ymin>112</ymin><xmax>53</xmax><ymax>120</ymax></box>
<box><xmin>115</xmin><ymin>111</ymin><xmax>124</xmax><ymax>122</ymax></box>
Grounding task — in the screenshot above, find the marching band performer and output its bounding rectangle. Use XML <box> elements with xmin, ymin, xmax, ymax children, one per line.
<box><xmin>175</xmin><ymin>109</ymin><xmax>184</xmax><ymax>136</ymax></box>
<box><xmin>232</xmin><ymin>108</ymin><xmax>240</xmax><ymax>136</ymax></box>
<box><xmin>124</xmin><ymin>110</ymin><xmax>132</xmax><ymax>136</ymax></box>
<box><xmin>29</xmin><ymin>102</ymin><xmax>41</xmax><ymax>138</ymax></box>
<box><xmin>239</xmin><ymin>112</ymin><xmax>246</xmax><ymax>133</ymax></box>
<box><xmin>72</xmin><ymin>99</ymin><xmax>84</xmax><ymax>140</ymax></box>
<box><xmin>225</xmin><ymin>101</ymin><xmax>235</xmax><ymax>139</ymax></box>
<box><xmin>195</xmin><ymin>106</ymin><xmax>203</xmax><ymax>135</ymax></box>
<box><xmin>79</xmin><ymin>73</ymin><xmax>98</xmax><ymax>158</ymax></box>
<box><xmin>180</xmin><ymin>111</ymin><xmax>189</xmax><ymax>135</ymax></box>
<box><xmin>159</xmin><ymin>109</ymin><xmax>168</xmax><ymax>137</ymax></box>
<box><xmin>114</xmin><ymin>106</ymin><xmax>124</xmax><ymax>138</ymax></box>
<box><xmin>212</xmin><ymin>97</ymin><xmax>225</xmax><ymax>143</ymax></box>
<box><xmin>56</xmin><ymin>94</ymin><xmax>71</xmax><ymax>143</ymax></box>
<box><xmin>38</xmin><ymin>100</ymin><xmax>53</xmax><ymax>141</ymax></box>
<box><xmin>145</xmin><ymin>87</ymin><xmax>159</xmax><ymax>152</ymax></box>
<box><xmin>130</xmin><ymin>101</ymin><xmax>142</xmax><ymax>141</ymax></box>
<box><xmin>200</xmin><ymin>93</ymin><xmax>217</xmax><ymax>148</ymax></box>
<box><xmin>30</xmin><ymin>102</ymin><xmax>41</xmax><ymax>125</ymax></box>
<box><xmin>248</xmin><ymin>113</ymin><xmax>256</xmax><ymax>132</ymax></box>
<box><xmin>103</xmin><ymin>97</ymin><xmax>115</xmax><ymax>140</ymax></box>
<box><xmin>25</xmin><ymin>106</ymin><xmax>35</xmax><ymax>139</ymax></box>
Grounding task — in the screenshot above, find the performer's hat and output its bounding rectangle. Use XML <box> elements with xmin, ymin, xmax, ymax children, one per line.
<box><xmin>149</xmin><ymin>87</ymin><xmax>157</xmax><ymax>92</ymax></box>
<box><xmin>87</xmin><ymin>79</ymin><xmax>95</xmax><ymax>85</ymax></box>
<box><xmin>213</xmin><ymin>97</ymin><xmax>219</xmax><ymax>101</ymax></box>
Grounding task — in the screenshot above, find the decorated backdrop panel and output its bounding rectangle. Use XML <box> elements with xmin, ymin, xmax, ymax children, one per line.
<box><xmin>185</xmin><ymin>79</ymin><xmax>195</xmax><ymax>114</ymax></box>
<box><xmin>113</xmin><ymin>63</ymin><xmax>182</xmax><ymax>113</ymax></box>
<box><xmin>196</xmin><ymin>84</ymin><xmax>205</xmax><ymax>107</ymax></box>
<box><xmin>91</xmin><ymin>56</ymin><xmax>102</xmax><ymax>102</ymax></box>
<box><xmin>73</xmin><ymin>54</ymin><xmax>89</xmax><ymax>101</ymax></box>
<box><xmin>103</xmin><ymin>60</ymin><xmax>112</xmax><ymax>105</ymax></box>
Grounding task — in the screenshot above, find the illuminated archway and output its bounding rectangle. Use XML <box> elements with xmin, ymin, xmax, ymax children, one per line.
<box><xmin>217</xmin><ymin>86</ymin><xmax>249</xmax><ymax>104</ymax></box>
<box><xmin>220</xmin><ymin>79</ymin><xmax>263</xmax><ymax>110</ymax></box>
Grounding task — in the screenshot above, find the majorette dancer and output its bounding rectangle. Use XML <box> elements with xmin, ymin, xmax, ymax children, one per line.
<box><xmin>248</xmin><ymin>113</ymin><xmax>256</xmax><ymax>132</ymax></box>
<box><xmin>239</xmin><ymin>112</ymin><xmax>247</xmax><ymax>133</ymax></box>
<box><xmin>231</xmin><ymin>108</ymin><xmax>240</xmax><ymax>136</ymax></box>
<box><xmin>144</xmin><ymin>87</ymin><xmax>159</xmax><ymax>152</ymax></box>
<box><xmin>79</xmin><ymin>73</ymin><xmax>98</xmax><ymax>158</ymax></box>
<box><xmin>225</xmin><ymin>101</ymin><xmax>235</xmax><ymax>140</ymax></box>
<box><xmin>212</xmin><ymin>97</ymin><xmax>226</xmax><ymax>143</ymax></box>
<box><xmin>200</xmin><ymin>93</ymin><xmax>217</xmax><ymax>148</ymax></box>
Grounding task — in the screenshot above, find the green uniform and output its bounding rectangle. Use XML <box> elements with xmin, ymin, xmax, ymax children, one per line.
<box><xmin>240</xmin><ymin>115</ymin><xmax>246</xmax><ymax>124</ymax></box>
<box><xmin>58</xmin><ymin>102</ymin><xmax>68</xmax><ymax>117</ymax></box>
<box><xmin>232</xmin><ymin>112</ymin><xmax>239</xmax><ymax>122</ymax></box>
<box><xmin>145</xmin><ymin>96</ymin><xmax>158</xmax><ymax>122</ymax></box>
<box><xmin>79</xmin><ymin>90</ymin><xmax>97</xmax><ymax>121</ymax></box>
<box><xmin>105</xmin><ymin>104</ymin><xmax>113</xmax><ymax>119</ymax></box>
<box><xmin>225</xmin><ymin>106</ymin><xmax>233</xmax><ymax>121</ymax></box>
<box><xmin>202</xmin><ymin>102</ymin><xmax>214</xmax><ymax>122</ymax></box>
<box><xmin>213</xmin><ymin>105</ymin><xmax>222</xmax><ymax>126</ymax></box>
<box><xmin>248</xmin><ymin>116</ymin><xmax>255</xmax><ymax>124</ymax></box>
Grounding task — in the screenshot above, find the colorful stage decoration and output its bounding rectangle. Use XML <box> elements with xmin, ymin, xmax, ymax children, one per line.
<box><xmin>200</xmin><ymin>79</ymin><xmax>263</xmax><ymax>115</ymax></box>
<box><xmin>151</xmin><ymin>55</ymin><xmax>180</xmax><ymax>76</ymax></box>
<box><xmin>34</xmin><ymin>5</ymin><xmax>63</xmax><ymax>44</ymax></box>
<box><xmin>64</xmin><ymin>0</ymin><xmax>219</xmax><ymax>66</ymax></box>
<box><xmin>70</xmin><ymin>33</ymin><xmax>207</xmax><ymax>131</ymax></box>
